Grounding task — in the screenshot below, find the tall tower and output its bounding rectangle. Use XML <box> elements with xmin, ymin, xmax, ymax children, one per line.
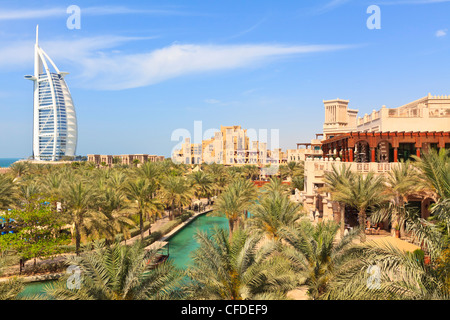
<box><xmin>25</xmin><ymin>26</ymin><xmax>77</xmax><ymax>161</ymax></box>
<box><xmin>322</xmin><ymin>99</ymin><xmax>358</xmax><ymax>140</ymax></box>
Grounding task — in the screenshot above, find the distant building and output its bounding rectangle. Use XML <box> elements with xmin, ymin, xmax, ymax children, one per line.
<box><xmin>172</xmin><ymin>125</ymin><xmax>286</xmax><ymax>167</ymax></box>
<box><xmin>25</xmin><ymin>26</ymin><xmax>77</xmax><ymax>161</ymax></box>
<box><xmin>286</xmin><ymin>135</ymin><xmax>324</xmax><ymax>163</ymax></box>
<box><xmin>87</xmin><ymin>154</ymin><xmax>164</xmax><ymax>167</ymax></box>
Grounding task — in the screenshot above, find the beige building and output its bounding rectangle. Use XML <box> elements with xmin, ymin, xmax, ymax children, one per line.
<box><xmin>172</xmin><ymin>125</ymin><xmax>288</xmax><ymax>167</ymax></box>
<box><xmin>87</xmin><ymin>154</ymin><xmax>164</xmax><ymax>167</ymax></box>
<box><xmin>287</xmin><ymin>135</ymin><xmax>324</xmax><ymax>163</ymax></box>
<box><xmin>355</xmin><ymin>93</ymin><xmax>450</xmax><ymax>133</ymax></box>
<box><xmin>300</xmin><ymin>94</ymin><xmax>450</xmax><ymax>227</ymax></box>
<box><xmin>323</xmin><ymin>99</ymin><xmax>359</xmax><ymax>140</ymax></box>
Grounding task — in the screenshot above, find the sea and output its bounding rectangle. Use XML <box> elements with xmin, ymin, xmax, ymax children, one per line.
<box><xmin>0</xmin><ymin>158</ymin><xmax>21</xmax><ymax>168</ymax></box>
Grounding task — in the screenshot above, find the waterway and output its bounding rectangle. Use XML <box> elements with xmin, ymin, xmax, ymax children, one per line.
<box><xmin>19</xmin><ymin>212</ymin><xmax>228</xmax><ymax>298</ymax></box>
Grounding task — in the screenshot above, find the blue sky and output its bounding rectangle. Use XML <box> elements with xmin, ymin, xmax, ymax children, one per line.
<box><xmin>0</xmin><ymin>0</ymin><xmax>449</xmax><ymax>158</ymax></box>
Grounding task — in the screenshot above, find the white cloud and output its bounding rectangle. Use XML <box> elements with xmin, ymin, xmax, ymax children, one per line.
<box><xmin>314</xmin><ymin>0</ymin><xmax>352</xmax><ymax>14</ymax></box>
<box><xmin>0</xmin><ymin>36</ymin><xmax>155</xmax><ymax>71</ymax></box>
<box><xmin>0</xmin><ymin>6</ymin><xmax>190</xmax><ymax>20</ymax></box>
<box><xmin>0</xmin><ymin>34</ymin><xmax>355</xmax><ymax>90</ymax></box>
<box><xmin>435</xmin><ymin>29</ymin><xmax>447</xmax><ymax>37</ymax></box>
<box><xmin>0</xmin><ymin>7</ymin><xmax>65</xmax><ymax>20</ymax></box>
<box><xmin>78</xmin><ymin>43</ymin><xmax>354</xmax><ymax>90</ymax></box>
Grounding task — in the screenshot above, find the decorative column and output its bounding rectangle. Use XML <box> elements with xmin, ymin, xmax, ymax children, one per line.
<box><xmin>349</xmin><ymin>148</ymin><xmax>354</xmax><ymax>162</ymax></box>
<box><xmin>416</xmin><ymin>148</ymin><xmax>421</xmax><ymax>158</ymax></box>
<box><xmin>371</xmin><ymin>148</ymin><xmax>376</xmax><ymax>163</ymax></box>
<box><xmin>393</xmin><ymin>148</ymin><xmax>398</xmax><ymax>163</ymax></box>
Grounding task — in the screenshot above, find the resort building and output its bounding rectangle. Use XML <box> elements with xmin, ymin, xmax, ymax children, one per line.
<box><xmin>24</xmin><ymin>26</ymin><xmax>77</xmax><ymax>161</ymax></box>
<box><xmin>172</xmin><ymin>125</ymin><xmax>291</xmax><ymax>167</ymax></box>
<box><xmin>87</xmin><ymin>154</ymin><xmax>164</xmax><ymax>167</ymax></box>
<box><xmin>300</xmin><ymin>94</ymin><xmax>450</xmax><ymax>227</ymax></box>
<box><xmin>172</xmin><ymin>125</ymin><xmax>283</xmax><ymax>167</ymax></box>
<box><xmin>287</xmin><ymin>135</ymin><xmax>324</xmax><ymax>163</ymax></box>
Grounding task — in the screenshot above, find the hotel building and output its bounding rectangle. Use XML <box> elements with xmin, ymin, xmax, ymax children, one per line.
<box><xmin>172</xmin><ymin>125</ymin><xmax>287</xmax><ymax>167</ymax></box>
<box><xmin>25</xmin><ymin>26</ymin><xmax>77</xmax><ymax>161</ymax></box>
<box><xmin>300</xmin><ymin>94</ymin><xmax>450</xmax><ymax>225</ymax></box>
<box><xmin>87</xmin><ymin>154</ymin><xmax>165</xmax><ymax>167</ymax></box>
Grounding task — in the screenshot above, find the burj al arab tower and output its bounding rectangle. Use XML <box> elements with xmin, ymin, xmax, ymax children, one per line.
<box><xmin>25</xmin><ymin>26</ymin><xmax>77</xmax><ymax>161</ymax></box>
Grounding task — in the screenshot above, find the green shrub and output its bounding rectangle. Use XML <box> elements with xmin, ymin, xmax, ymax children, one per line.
<box><xmin>184</xmin><ymin>210</ymin><xmax>195</xmax><ymax>217</ymax></box>
<box><xmin>158</xmin><ymin>219</ymin><xmax>182</xmax><ymax>235</ymax></box>
<box><xmin>180</xmin><ymin>213</ymin><xmax>191</xmax><ymax>222</ymax></box>
<box><xmin>142</xmin><ymin>231</ymin><xmax>163</xmax><ymax>247</ymax></box>
<box><xmin>129</xmin><ymin>221</ymin><xmax>151</xmax><ymax>238</ymax></box>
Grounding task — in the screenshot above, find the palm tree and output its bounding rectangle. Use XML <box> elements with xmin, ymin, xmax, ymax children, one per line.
<box><xmin>371</xmin><ymin>160</ymin><xmax>421</xmax><ymax>237</ymax></box>
<box><xmin>185</xmin><ymin>227</ymin><xmax>296</xmax><ymax>300</ymax></box>
<box><xmin>204</xmin><ymin>163</ymin><xmax>228</xmax><ymax>196</ymax></box>
<box><xmin>326</xmin><ymin>170</ymin><xmax>389</xmax><ymax>242</ymax></box>
<box><xmin>262</xmin><ymin>176</ymin><xmax>290</xmax><ymax>196</ymax></box>
<box><xmin>160</xmin><ymin>176</ymin><xmax>193</xmax><ymax>220</ymax></box>
<box><xmin>279</xmin><ymin>161</ymin><xmax>304</xmax><ymax>181</ymax></box>
<box><xmin>189</xmin><ymin>170</ymin><xmax>213</xmax><ymax>205</ymax></box>
<box><xmin>107</xmin><ymin>170</ymin><xmax>127</xmax><ymax>190</ymax></box>
<box><xmin>291</xmin><ymin>175</ymin><xmax>304</xmax><ymax>193</ymax></box>
<box><xmin>248</xmin><ymin>190</ymin><xmax>303</xmax><ymax>241</ymax></box>
<box><xmin>138</xmin><ymin>161</ymin><xmax>160</xmax><ymax>182</ymax></box>
<box><xmin>132</xmin><ymin>159</ymin><xmax>140</xmax><ymax>167</ymax></box>
<box><xmin>44</xmin><ymin>241</ymin><xmax>185</xmax><ymax>300</ymax></box>
<box><xmin>42</xmin><ymin>172</ymin><xmax>64</xmax><ymax>203</ymax></box>
<box><xmin>211</xmin><ymin>178</ymin><xmax>257</xmax><ymax>238</ymax></box>
<box><xmin>123</xmin><ymin>178</ymin><xmax>154</xmax><ymax>240</ymax></box>
<box><xmin>413</xmin><ymin>148</ymin><xmax>450</xmax><ymax>200</ymax></box>
<box><xmin>62</xmin><ymin>179</ymin><xmax>99</xmax><ymax>255</ymax></box>
<box><xmin>9</xmin><ymin>162</ymin><xmax>28</xmax><ymax>180</ymax></box>
<box><xmin>279</xmin><ymin>220</ymin><xmax>360</xmax><ymax>300</ymax></box>
<box><xmin>18</xmin><ymin>181</ymin><xmax>41</xmax><ymax>206</ymax></box>
<box><xmin>0</xmin><ymin>175</ymin><xmax>16</xmax><ymax>210</ymax></box>
<box><xmin>96</xmin><ymin>188</ymin><xmax>135</xmax><ymax>243</ymax></box>
<box><xmin>0</xmin><ymin>251</ymin><xmax>24</xmax><ymax>300</ymax></box>
<box><xmin>242</xmin><ymin>165</ymin><xmax>260</xmax><ymax>181</ymax></box>
<box><xmin>323</xmin><ymin>238</ymin><xmax>450</xmax><ymax>300</ymax></box>
<box><xmin>413</xmin><ymin>148</ymin><xmax>450</xmax><ymax>233</ymax></box>
<box><xmin>323</xmin><ymin>164</ymin><xmax>354</xmax><ymax>238</ymax></box>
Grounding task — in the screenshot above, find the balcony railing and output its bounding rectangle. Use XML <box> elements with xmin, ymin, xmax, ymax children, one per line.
<box><xmin>307</xmin><ymin>158</ymin><xmax>400</xmax><ymax>175</ymax></box>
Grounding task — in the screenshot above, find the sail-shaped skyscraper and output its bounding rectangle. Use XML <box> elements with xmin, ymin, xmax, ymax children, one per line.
<box><xmin>25</xmin><ymin>26</ymin><xmax>77</xmax><ymax>161</ymax></box>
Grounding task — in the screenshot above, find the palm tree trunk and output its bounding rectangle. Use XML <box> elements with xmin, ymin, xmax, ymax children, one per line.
<box><xmin>228</xmin><ymin>219</ymin><xmax>234</xmax><ymax>240</ymax></box>
<box><xmin>139</xmin><ymin>208</ymin><xmax>144</xmax><ymax>241</ymax></box>
<box><xmin>340</xmin><ymin>203</ymin><xmax>345</xmax><ymax>238</ymax></box>
<box><xmin>169</xmin><ymin>203</ymin><xmax>174</xmax><ymax>221</ymax></box>
<box><xmin>359</xmin><ymin>208</ymin><xmax>367</xmax><ymax>243</ymax></box>
<box><xmin>75</xmin><ymin>220</ymin><xmax>81</xmax><ymax>256</ymax></box>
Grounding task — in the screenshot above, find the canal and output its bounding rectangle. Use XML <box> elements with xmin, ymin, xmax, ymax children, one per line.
<box><xmin>19</xmin><ymin>212</ymin><xmax>228</xmax><ymax>298</ymax></box>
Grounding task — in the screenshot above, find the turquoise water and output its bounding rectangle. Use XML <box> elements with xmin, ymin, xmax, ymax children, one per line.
<box><xmin>0</xmin><ymin>158</ymin><xmax>20</xmax><ymax>167</ymax></box>
<box><xmin>18</xmin><ymin>280</ymin><xmax>56</xmax><ymax>298</ymax></box>
<box><xmin>19</xmin><ymin>212</ymin><xmax>228</xmax><ymax>298</ymax></box>
<box><xmin>166</xmin><ymin>213</ymin><xmax>229</xmax><ymax>269</ymax></box>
